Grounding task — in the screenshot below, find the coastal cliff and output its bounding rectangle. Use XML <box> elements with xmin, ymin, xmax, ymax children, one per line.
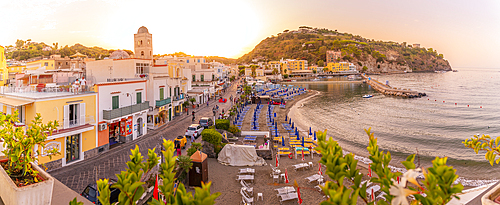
<box><xmin>238</xmin><ymin>26</ymin><xmax>452</xmax><ymax>72</ymax></box>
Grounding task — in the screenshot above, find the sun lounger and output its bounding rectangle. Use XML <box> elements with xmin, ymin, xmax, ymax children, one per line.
<box><xmin>244</xmin><ymin>137</ymin><xmax>257</xmax><ymax>142</ymax></box>
<box><xmin>279</xmin><ymin>192</ymin><xmax>298</xmax><ymax>204</ymax></box>
<box><xmin>239</xmin><ymin>168</ymin><xmax>255</xmax><ymax>175</ymax></box>
<box><xmin>278</xmin><ymin>148</ymin><xmax>289</xmax><ymax>151</ymax></box>
<box><xmin>315</xmin><ymin>182</ymin><xmax>326</xmax><ymax>192</ymax></box>
<box><xmin>277</xmin><ymin>151</ymin><xmax>291</xmax><ymax>156</ymax></box>
<box><xmin>275</xmin><ymin>186</ymin><xmax>295</xmax><ymax>196</ymax></box>
<box><xmin>241</xmin><ymin>188</ymin><xmax>254</xmax><ymax>204</ymax></box>
<box><xmin>240</xmin><ymin>180</ymin><xmax>254</xmax><ymax>195</ymax></box>
<box><xmin>237</xmin><ymin>175</ymin><xmax>255</xmax><ymax>183</ymax></box>
<box><xmin>292</xmin><ymin>163</ymin><xmax>309</xmax><ymax>171</ymax></box>
<box><xmin>305</xmin><ymin>174</ymin><xmax>321</xmax><ymax>184</ymax></box>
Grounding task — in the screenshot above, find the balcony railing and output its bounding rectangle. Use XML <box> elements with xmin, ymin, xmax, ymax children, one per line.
<box><xmin>173</xmin><ymin>94</ymin><xmax>185</xmax><ymax>101</ymax></box>
<box><xmin>103</xmin><ymin>101</ymin><xmax>149</xmax><ymax>120</ymax></box>
<box><xmin>155</xmin><ymin>98</ymin><xmax>171</xmax><ymax>107</ymax></box>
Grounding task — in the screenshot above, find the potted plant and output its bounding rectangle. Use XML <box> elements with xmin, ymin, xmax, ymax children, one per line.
<box><xmin>189</xmin><ymin>98</ymin><xmax>197</xmax><ymax>108</ymax></box>
<box><xmin>0</xmin><ymin>111</ymin><xmax>59</xmax><ymax>205</ymax></box>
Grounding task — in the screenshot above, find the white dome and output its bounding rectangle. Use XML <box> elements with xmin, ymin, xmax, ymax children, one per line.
<box><xmin>109</xmin><ymin>50</ymin><xmax>130</xmax><ymax>59</ymax></box>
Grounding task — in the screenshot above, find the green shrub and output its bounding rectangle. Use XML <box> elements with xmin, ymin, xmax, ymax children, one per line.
<box><xmin>208</xmin><ymin>125</ymin><xmax>216</xmax><ymax>129</ymax></box>
<box><xmin>227</xmin><ymin>125</ymin><xmax>240</xmax><ymax>135</ymax></box>
<box><xmin>215</xmin><ymin>119</ymin><xmax>230</xmax><ymax>130</ymax></box>
<box><xmin>187</xmin><ymin>142</ymin><xmax>202</xmax><ymax>156</ymax></box>
<box><xmin>201</xmin><ymin>129</ymin><xmax>222</xmax><ymax>145</ymax></box>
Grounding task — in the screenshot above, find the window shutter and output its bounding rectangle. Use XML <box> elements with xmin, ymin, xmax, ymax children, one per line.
<box><xmin>80</xmin><ymin>103</ymin><xmax>86</xmax><ymax>125</ymax></box>
<box><xmin>63</xmin><ymin>105</ymin><xmax>69</xmax><ymax>129</ymax></box>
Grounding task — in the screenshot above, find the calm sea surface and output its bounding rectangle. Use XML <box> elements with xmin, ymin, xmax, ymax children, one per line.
<box><xmin>290</xmin><ymin>68</ymin><xmax>500</xmax><ymax>185</ymax></box>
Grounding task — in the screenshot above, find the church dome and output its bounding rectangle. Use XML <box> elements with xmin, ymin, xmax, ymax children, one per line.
<box><xmin>109</xmin><ymin>50</ymin><xmax>130</xmax><ymax>59</ymax></box>
<box><xmin>137</xmin><ymin>26</ymin><xmax>149</xmax><ymax>34</ymax></box>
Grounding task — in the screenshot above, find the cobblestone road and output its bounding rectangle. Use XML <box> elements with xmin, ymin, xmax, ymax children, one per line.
<box><xmin>48</xmin><ymin>81</ymin><xmax>239</xmax><ymax>193</ymax></box>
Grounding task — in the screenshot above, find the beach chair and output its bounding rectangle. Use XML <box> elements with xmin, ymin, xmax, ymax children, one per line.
<box><xmin>275</xmin><ymin>186</ymin><xmax>295</xmax><ymax>196</ymax></box>
<box><xmin>279</xmin><ymin>192</ymin><xmax>298</xmax><ymax>204</ymax></box>
<box><xmin>315</xmin><ymin>182</ymin><xmax>326</xmax><ymax>192</ymax></box>
<box><xmin>305</xmin><ymin>174</ymin><xmax>321</xmax><ymax>184</ymax></box>
<box><xmin>241</xmin><ymin>188</ymin><xmax>254</xmax><ymax>205</ymax></box>
<box><xmin>239</xmin><ymin>168</ymin><xmax>255</xmax><ymax>175</ymax></box>
<box><xmin>240</xmin><ymin>181</ymin><xmax>254</xmax><ymax>195</ymax></box>
<box><xmin>366</xmin><ymin>185</ymin><xmax>381</xmax><ymax>199</ymax></box>
<box><xmin>237</xmin><ymin>175</ymin><xmax>255</xmax><ymax>183</ymax></box>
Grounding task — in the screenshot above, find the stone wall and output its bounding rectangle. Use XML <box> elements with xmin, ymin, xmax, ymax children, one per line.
<box><xmin>43</xmin><ymin>158</ymin><xmax>62</xmax><ymax>171</ymax></box>
<box><xmin>202</xmin><ymin>141</ymin><xmax>217</xmax><ymax>158</ymax></box>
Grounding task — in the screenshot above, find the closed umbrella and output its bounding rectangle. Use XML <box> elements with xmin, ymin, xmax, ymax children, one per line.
<box><xmin>314</xmin><ymin>131</ymin><xmax>317</xmax><ymax>141</ymax></box>
<box><xmin>301</xmin><ymin>136</ymin><xmax>305</xmax><ymax>147</ymax></box>
<box><xmin>296</xmin><ymin>130</ymin><xmax>300</xmax><ymax>140</ymax></box>
<box><xmin>309</xmin><ymin>127</ymin><xmax>312</xmax><ymax>135</ymax></box>
<box><xmin>285</xmin><ymin>115</ymin><xmax>287</xmax><ymax>121</ymax></box>
<box><xmin>281</xmin><ymin>136</ymin><xmax>285</xmax><ymax>146</ymax></box>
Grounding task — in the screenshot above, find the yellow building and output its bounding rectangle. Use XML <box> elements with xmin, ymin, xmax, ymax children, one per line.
<box><xmin>0</xmin><ymin>89</ymin><xmax>97</xmax><ymax>170</ymax></box>
<box><xmin>0</xmin><ymin>46</ymin><xmax>10</xmax><ymax>86</ymax></box>
<box><xmin>26</xmin><ymin>59</ymin><xmax>56</xmax><ymax>71</ymax></box>
<box><xmin>8</xmin><ymin>65</ymin><xmax>26</xmax><ymax>73</ymax></box>
<box><xmin>280</xmin><ymin>59</ymin><xmax>308</xmax><ymax>74</ymax></box>
<box><xmin>325</xmin><ymin>62</ymin><xmax>352</xmax><ymax>72</ymax></box>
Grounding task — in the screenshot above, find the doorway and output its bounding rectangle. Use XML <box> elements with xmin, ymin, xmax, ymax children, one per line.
<box><xmin>136</xmin><ymin>118</ymin><xmax>143</xmax><ymax>137</ymax></box>
<box><xmin>66</xmin><ymin>134</ymin><xmax>80</xmax><ymax>163</ymax></box>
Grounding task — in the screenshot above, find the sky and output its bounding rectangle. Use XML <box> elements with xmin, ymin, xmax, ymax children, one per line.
<box><xmin>1</xmin><ymin>0</ymin><xmax>500</xmax><ymax>68</ymax></box>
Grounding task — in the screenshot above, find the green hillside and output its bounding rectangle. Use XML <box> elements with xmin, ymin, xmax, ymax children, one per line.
<box><xmin>238</xmin><ymin>26</ymin><xmax>451</xmax><ymax>72</ymax></box>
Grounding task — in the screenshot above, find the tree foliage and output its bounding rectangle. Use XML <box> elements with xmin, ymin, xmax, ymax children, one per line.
<box><xmin>463</xmin><ymin>134</ymin><xmax>500</xmax><ymax>166</ymax></box>
<box><xmin>316</xmin><ymin>128</ymin><xmax>463</xmax><ymax>205</ymax></box>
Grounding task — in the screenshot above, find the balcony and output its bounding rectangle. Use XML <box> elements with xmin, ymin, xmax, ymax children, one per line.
<box><xmin>155</xmin><ymin>98</ymin><xmax>171</xmax><ymax>107</ymax></box>
<box><xmin>103</xmin><ymin>101</ymin><xmax>150</xmax><ymax>120</ymax></box>
<box><xmin>173</xmin><ymin>94</ymin><xmax>185</xmax><ymax>101</ymax></box>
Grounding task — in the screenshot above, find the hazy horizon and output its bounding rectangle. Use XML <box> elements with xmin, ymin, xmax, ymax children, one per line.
<box><xmin>2</xmin><ymin>0</ymin><xmax>499</xmax><ymax>68</ymax></box>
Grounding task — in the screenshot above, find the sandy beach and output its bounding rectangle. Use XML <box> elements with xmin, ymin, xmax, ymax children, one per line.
<box><xmin>202</xmin><ymin>88</ymin><xmax>372</xmax><ymax>205</ymax></box>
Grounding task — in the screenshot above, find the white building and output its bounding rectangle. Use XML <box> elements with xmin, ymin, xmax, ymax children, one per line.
<box><xmin>94</xmin><ymin>80</ymin><xmax>149</xmax><ymax>147</ymax></box>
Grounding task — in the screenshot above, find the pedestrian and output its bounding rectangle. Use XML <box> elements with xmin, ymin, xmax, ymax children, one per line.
<box><xmin>213</xmin><ymin>110</ymin><xmax>216</xmax><ymax>116</ymax></box>
<box><xmin>176</xmin><ymin>143</ymin><xmax>181</xmax><ymax>156</ymax></box>
<box><xmin>191</xmin><ymin>135</ymin><xmax>195</xmax><ymax>144</ymax></box>
<box><xmin>207</xmin><ymin>101</ymin><xmax>209</xmax><ymax>106</ymax></box>
<box><xmin>192</xmin><ymin>111</ymin><xmax>195</xmax><ymax>121</ymax></box>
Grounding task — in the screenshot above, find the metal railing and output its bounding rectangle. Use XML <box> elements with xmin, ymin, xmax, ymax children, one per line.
<box><xmin>103</xmin><ymin>101</ymin><xmax>149</xmax><ymax>120</ymax></box>
<box><xmin>172</xmin><ymin>94</ymin><xmax>185</xmax><ymax>101</ymax></box>
<box><xmin>155</xmin><ymin>98</ymin><xmax>171</xmax><ymax>107</ymax></box>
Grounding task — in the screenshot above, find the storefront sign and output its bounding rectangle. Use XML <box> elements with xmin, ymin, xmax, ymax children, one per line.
<box><xmin>42</xmin><ymin>141</ymin><xmax>61</xmax><ymax>157</ymax></box>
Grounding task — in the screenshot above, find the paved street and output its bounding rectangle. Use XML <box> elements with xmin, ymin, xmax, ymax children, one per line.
<box><xmin>48</xmin><ymin>81</ymin><xmax>239</xmax><ymax>193</ymax></box>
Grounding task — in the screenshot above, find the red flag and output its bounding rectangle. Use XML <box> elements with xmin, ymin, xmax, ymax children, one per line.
<box><xmin>298</xmin><ymin>187</ymin><xmax>303</xmax><ymax>204</ymax></box>
<box><xmin>318</xmin><ymin>162</ymin><xmax>322</xmax><ymax>175</ymax></box>
<box><xmin>153</xmin><ymin>174</ymin><xmax>159</xmax><ymax>200</ymax></box>
<box><xmin>368</xmin><ymin>164</ymin><xmax>372</xmax><ymax>177</ymax></box>
<box><xmin>276</xmin><ymin>154</ymin><xmax>279</xmax><ymax>167</ymax></box>
<box><xmin>285</xmin><ymin>168</ymin><xmax>289</xmax><ymax>183</ymax></box>
<box><xmin>301</xmin><ymin>149</ymin><xmax>305</xmax><ymax>161</ymax></box>
<box><xmin>371</xmin><ymin>188</ymin><xmax>375</xmax><ymax>201</ymax></box>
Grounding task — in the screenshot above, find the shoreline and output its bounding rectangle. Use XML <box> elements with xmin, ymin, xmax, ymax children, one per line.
<box><xmin>284</xmin><ymin>87</ymin><xmax>494</xmax><ymax>188</ymax></box>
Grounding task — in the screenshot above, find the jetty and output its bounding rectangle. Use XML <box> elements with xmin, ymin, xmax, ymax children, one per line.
<box><xmin>361</xmin><ymin>74</ymin><xmax>426</xmax><ymax>98</ymax></box>
<box><xmin>282</xmin><ymin>80</ymin><xmax>363</xmax><ymax>85</ymax></box>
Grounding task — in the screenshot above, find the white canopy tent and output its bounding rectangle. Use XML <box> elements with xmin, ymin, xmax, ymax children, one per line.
<box><xmin>217</xmin><ymin>144</ymin><xmax>266</xmax><ymax>166</ymax></box>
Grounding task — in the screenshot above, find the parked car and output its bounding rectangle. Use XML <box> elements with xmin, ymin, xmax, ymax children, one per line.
<box><xmin>199</xmin><ymin>117</ymin><xmax>213</xmax><ymax>128</ymax></box>
<box><xmin>81</xmin><ymin>179</ymin><xmax>120</xmax><ymax>205</ymax></box>
<box><xmin>174</xmin><ymin>135</ymin><xmax>187</xmax><ymax>149</ymax></box>
<box><xmin>185</xmin><ymin>124</ymin><xmax>204</xmax><ymax>139</ymax></box>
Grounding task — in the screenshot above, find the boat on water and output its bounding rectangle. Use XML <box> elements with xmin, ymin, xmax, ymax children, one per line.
<box><xmin>327</xmin><ymin>76</ymin><xmax>333</xmax><ymax>79</ymax></box>
<box><xmin>362</xmin><ymin>95</ymin><xmax>373</xmax><ymax>98</ymax></box>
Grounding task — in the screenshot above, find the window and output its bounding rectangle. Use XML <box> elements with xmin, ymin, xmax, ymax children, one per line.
<box><xmin>170</xmin><ymin>87</ymin><xmax>172</xmax><ymax>97</ymax></box>
<box><xmin>44</xmin><ymin>62</ymin><xmax>48</xmax><ymax>66</ymax></box>
<box><xmin>69</xmin><ymin>104</ymin><xmax>79</xmax><ymax>126</ymax></box>
<box><xmin>66</xmin><ymin>134</ymin><xmax>80</xmax><ymax>163</ymax></box>
<box><xmin>148</xmin><ymin>40</ymin><xmax>150</xmax><ymax>45</ymax></box>
<box><xmin>17</xmin><ymin>106</ymin><xmax>24</xmax><ymax>124</ymax></box>
<box><xmin>192</xmin><ymin>75</ymin><xmax>195</xmax><ymax>82</ymax></box>
<box><xmin>112</xmin><ymin>96</ymin><xmax>119</xmax><ymax>109</ymax></box>
<box><xmin>197</xmin><ymin>59</ymin><xmax>200</xmax><ymax>63</ymax></box>
<box><xmin>160</xmin><ymin>88</ymin><xmax>164</xmax><ymax>100</ymax></box>
<box><xmin>136</xmin><ymin>92</ymin><xmax>142</xmax><ymax>104</ymax></box>
<box><xmin>212</xmin><ymin>74</ymin><xmax>215</xmax><ymax>81</ymax></box>
<box><xmin>187</xmin><ymin>60</ymin><xmax>189</xmax><ymax>63</ymax></box>
<box><xmin>141</xmin><ymin>51</ymin><xmax>144</xmax><ymax>56</ymax></box>
<box><xmin>137</xmin><ymin>41</ymin><xmax>141</xmax><ymax>45</ymax></box>
<box><xmin>136</xmin><ymin>63</ymin><xmax>149</xmax><ymax>74</ymax></box>
<box><xmin>201</xmin><ymin>75</ymin><xmax>204</xmax><ymax>82</ymax></box>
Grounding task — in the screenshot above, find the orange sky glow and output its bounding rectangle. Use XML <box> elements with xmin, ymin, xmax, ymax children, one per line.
<box><xmin>1</xmin><ymin>0</ymin><xmax>500</xmax><ymax>68</ymax></box>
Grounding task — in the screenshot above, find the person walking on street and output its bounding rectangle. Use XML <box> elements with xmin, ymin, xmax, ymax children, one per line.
<box><xmin>207</xmin><ymin>101</ymin><xmax>209</xmax><ymax>106</ymax></box>
<box><xmin>192</xmin><ymin>111</ymin><xmax>195</xmax><ymax>121</ymax></box>
<box><xmin>176</xmin><ymin>143</ymin><xmax>181</xmax><ymax>156</ymax></box>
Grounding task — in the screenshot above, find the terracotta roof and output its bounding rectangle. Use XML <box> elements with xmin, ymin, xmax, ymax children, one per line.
<box><xmin>190</xmin><ymin>151</ymin><xmax>207</xmax><ymax>162</ymax></box>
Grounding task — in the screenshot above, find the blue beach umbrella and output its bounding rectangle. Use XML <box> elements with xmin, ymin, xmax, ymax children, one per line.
<box><xmin>274</xmin><ymin>113</ymin><xmax>277</xmax><ymax>118</ymax></box>
<box><xmin>289</xmin><ymin>118</ymin><xmax>291</xmax><ymax>124</ymax></box>
<box><xmin>281</xmin><ymin>136</ymin><xmax>285</xmax><ymax>146</ymax></box>
<box><xmin>275</xmin><ymin>127</ymin><xmax>278</xmax><ymax>137</ymax></box>
<box><xmin>314</xmin><ymin>131</ymin><xmax>317</xmax><ymax>141</ymax></box>
<box><xmin>295</xmin><ymin>127</ymin><xmax>297</xmax><ymax>133</ymax></box>
<box><xmin>285</xmin><ymin>115</ymin><xmax>288</xmax><ymax>121</ymax></box>
<box><xmin>309</xmin><ymin>127</ymin><xmax>312</xmax><ymax>136</ymax></box>
<box><xmin>296</xmin><ymin>130</ymin><xmax>300</xmax><ymax>140</ymax></box>
<box><xmin>292</xmin><ymin>122</ymin><xmax>294</xmax><ymax>129</ymax></box>
<box><xmin>301</xmin><ymin>136</ymin><xmax>305</xmax><ymax>147</ymax></box>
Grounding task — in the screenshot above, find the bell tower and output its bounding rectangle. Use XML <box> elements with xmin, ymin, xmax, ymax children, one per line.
<box><xmin>134</xmin><ymin>26</ymin><xmax>153</xmax><ymax>59</ymax></box>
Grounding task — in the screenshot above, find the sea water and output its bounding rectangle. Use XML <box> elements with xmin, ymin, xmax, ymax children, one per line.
<box><xmin>290</xmin><ymin>68</ymin><xmax>500</xmax><ymax>186</ymax></box>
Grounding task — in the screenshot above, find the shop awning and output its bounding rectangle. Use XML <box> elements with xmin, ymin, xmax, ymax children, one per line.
<box><xmin>0</xmin><ymin>97</ymin><xmax>34</xmax><ymax>107</ymax></box>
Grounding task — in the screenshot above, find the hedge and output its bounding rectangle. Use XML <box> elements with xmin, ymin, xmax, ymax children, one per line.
<box><xmin>201</xmin><ymin>129</ymin><xmax>222</xmax><ymax>145</ymax></box>
<box><xmin>215</xmin><ymin>119</ymin><xmax>230</xmax><ymax>130</ymax></box>
<box><xmin>227</xmin><ymin>125</ymin><xmax>240</xmax><ymax>135</ymax></box>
